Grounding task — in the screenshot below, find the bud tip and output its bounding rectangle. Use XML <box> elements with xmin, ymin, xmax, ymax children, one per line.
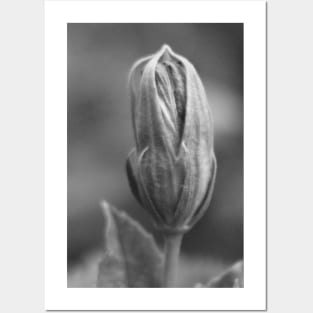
<box><xmin>160</xmin><ymin>44</ymin><xmax>173</xmax><ymax>53</ymax></box>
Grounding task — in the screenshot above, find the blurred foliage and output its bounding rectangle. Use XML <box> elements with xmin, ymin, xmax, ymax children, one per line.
<box><xmin>204</xmin><ymin>260</ymin><xmax>243</xmax><ymax>288</ymax></box>
<box><xmin>97</xmin><ymin>202</ymin><xmax>163</xmax><ymax>287</ymax></box>
<box><xmin>68</xmin><ymin>24</ymin><xmax>243</xmax><ymax>267</ymax></box>
<box><xmin>68</xmin><ymin>250</ymin><xmax>241</xmax><ymax>288</ymax></box>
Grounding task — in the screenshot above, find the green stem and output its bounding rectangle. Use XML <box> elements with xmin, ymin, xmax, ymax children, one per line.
<box><xmin>163</xmin><ymin>233</ymin><xmax>183</xmax><ymax>287</ymax></box>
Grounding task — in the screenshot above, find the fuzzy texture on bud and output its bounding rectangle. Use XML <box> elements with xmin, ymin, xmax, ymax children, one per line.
<box><xmin>126</xmin><ymin>45</ymin><xmax>217</xmax><ymax>234</ymax></box>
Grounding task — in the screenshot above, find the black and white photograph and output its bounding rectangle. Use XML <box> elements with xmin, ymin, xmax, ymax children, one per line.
<box><xmin>67</xmin><ymin>23</ymin><xmax>244</xmax><ymax>289</ymax></box>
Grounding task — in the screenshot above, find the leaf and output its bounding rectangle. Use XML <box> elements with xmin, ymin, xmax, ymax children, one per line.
<box><xmin>97</xmin><ymin>201</ymin><xmax>164</xmax><ymax>287</ymax></box>
<box><xmin>197</xmin><ymin>260</ymin><xmax>244</xmax><ymax>288</ymax></box>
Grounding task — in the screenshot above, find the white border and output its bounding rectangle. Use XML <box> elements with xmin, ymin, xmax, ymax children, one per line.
<box><xmin>45</xmin><ymin>0</ymin><xmax>266</xmax><ymax>310</ymax></box>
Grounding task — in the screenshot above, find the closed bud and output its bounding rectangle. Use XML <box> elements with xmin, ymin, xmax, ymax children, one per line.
<box><xmin>126</xmin><ymin>45</ymin><xmax>217</xmax><ymax>234</ymax></box>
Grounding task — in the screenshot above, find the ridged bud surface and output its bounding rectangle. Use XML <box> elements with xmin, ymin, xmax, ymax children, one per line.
<box><xmin>126</xmin><ymin>45</ymin><xmax>217</xmax><ymax>233</ymax></box>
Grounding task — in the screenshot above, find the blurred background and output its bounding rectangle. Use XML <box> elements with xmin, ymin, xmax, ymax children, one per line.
<box><xmin>67</xmin><ymin>23</ymin><xmax>243</xmax><ymax>286</ymax></box>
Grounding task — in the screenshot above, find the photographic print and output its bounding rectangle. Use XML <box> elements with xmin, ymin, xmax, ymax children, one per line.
<box><xmin>45</xmin><ymin>1</ymin><xmax>266</xmax><ymax>310</ymax></box>
<box><xmin>67</xmin><ymin>23</ymin><xmax>243</xmax><ymax>289</ymax></box>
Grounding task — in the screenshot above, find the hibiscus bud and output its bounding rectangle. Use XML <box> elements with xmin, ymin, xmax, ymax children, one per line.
<box><xmin>126</xmin><ymin>45</ymin><xmax>217</xmax><ymax>234</ymax></box>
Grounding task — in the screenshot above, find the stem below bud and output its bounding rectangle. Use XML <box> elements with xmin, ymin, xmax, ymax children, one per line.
<box><xmin>163</xmin><ymin>233</ymin><xmax>183</xmax><ymax>287</ymax></box>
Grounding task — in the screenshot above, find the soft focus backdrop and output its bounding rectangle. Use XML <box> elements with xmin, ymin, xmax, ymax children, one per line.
<box><xmin>67</xmin><ymin>24</ymin><xmax>243</xmax><ymax>278</ymax></box>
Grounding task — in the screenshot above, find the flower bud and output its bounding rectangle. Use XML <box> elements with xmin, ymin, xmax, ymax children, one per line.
<box><xmin>126</xmin><ymin>45</ymin><xmax>217</xmax><ymax>234</ymax></box>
